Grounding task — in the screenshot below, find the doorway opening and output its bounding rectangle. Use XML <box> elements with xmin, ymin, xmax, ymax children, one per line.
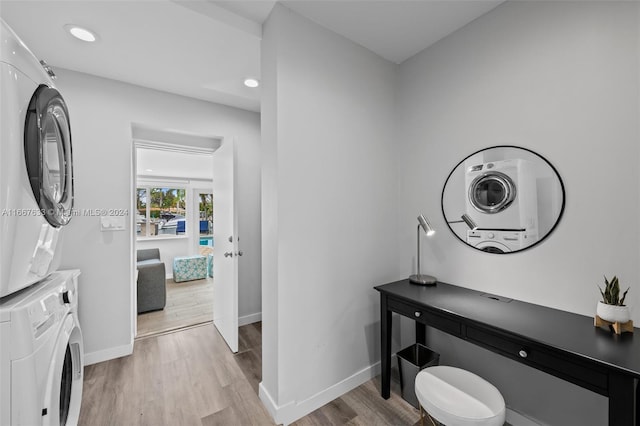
<box><xmin>132</xmin><ymin>130</ymin><xmax>218</xmax><ymax>339</ymax></box>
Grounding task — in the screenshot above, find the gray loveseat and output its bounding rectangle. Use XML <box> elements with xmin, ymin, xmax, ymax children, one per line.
<box><xmin>136</xmin><ymin>248</ymin><xmax>166</xmax><ymax>314</ymax></box>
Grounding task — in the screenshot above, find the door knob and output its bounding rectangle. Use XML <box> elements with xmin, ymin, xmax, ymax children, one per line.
<box><xmin>224</xmin><ymin>252</ymin><xmax>233</xmax><ymax>257</ymax></box>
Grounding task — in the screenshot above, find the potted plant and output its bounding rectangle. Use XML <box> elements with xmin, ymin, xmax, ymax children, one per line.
<box><xmin>597</xmin><ymin>276</ymin><xmax>631</xmax><ymax>323</ymax></box>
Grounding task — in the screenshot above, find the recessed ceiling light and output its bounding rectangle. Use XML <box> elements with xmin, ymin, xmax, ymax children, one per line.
<box><xmin>64</xmin><ymin>24</ymin><xmax>97</xmax><ymax>42</ymax></box>
<box><xmin>244</xmin><ymin>78</ymin><xmax>259</xmax><ymax>88</ymax></box>
<box><xmin>145</xmin><ymin>169</ymin><xmax>153</xmax><ymax>172</ymax></box>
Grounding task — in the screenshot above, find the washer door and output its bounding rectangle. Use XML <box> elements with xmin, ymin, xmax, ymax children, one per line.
<box><xmin>24</xmin><ymin>85</ymin><xmax>74</xmax><ymax>227</ymax></box>
<box><xmin>475</xmin><ymin>240</ymin><xmax>511</xmax><ymax>254</ymax></box>
<box><xmin>43</xmin><ymin>314</ymin><xmax>83</xmax><ymax>426</ymax></box>
<box><xmin>468</xmin><ymin>171</ymin><xmax>516</xmax><ymax>214</ymax></box>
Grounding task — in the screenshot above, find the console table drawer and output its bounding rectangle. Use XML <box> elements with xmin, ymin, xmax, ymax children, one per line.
<box><xmin>388</xmin><ymin>298</ymin><xmax>461</xmax><ymax>336</ymax></box>
<box><xmin>466</xmin><ymin>326</ymin><xmax>608</xmax><ymax>394</ymax></box>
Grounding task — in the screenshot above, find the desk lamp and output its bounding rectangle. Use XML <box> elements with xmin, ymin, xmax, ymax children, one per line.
<box><xmin>409</xmin><ymin>214</ymin><xmax>437</xmax><ymax>285</ymax></box>
<box><xmin>461</xmin><ymin>213</ymin><xmax>477</xmax><ymax>230</ymax></box>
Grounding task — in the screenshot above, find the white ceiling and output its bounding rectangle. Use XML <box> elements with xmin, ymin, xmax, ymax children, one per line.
<box><xmin>0</xmin><ymin>1</ymin><xmax>502</xmax><ymax>113</ymax></box>
<box><xmin>281</xmin><ymin>1</ymin><xmax>502</xmax><ymax>64</ymax></box>
<box><xmin>0</xmin><ymin>0</ymin><xmax>263</xmax><ymax>111</ymax></box>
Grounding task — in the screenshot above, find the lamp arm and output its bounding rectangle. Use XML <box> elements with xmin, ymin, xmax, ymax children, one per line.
<box><xmin>416</xmin><ymin>224</ymin><xmax>421</xmax><ymax>277</ymax></box>
<box><xmin>409</xmin><ymin>214</ymin><xmax>436</xmax><ymax>285</ymax></box>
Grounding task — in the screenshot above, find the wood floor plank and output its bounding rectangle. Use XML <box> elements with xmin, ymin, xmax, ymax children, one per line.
<box><xmin>238</xmin><ymin>321</ymin><xmax>262</xmax><ymax>352</ymax></box>
<box><xmin>163</xmin><ymin>358</ymin><xmax>203</xmax><ymax>425</ymax></box>
<box><xmin>294</xmin><ymin>397</ymin><xmax>358</xmax><ymax>426</ymax></box>
<box><xmin>347</xmin><ymin>379</ymin><xmax>420</xmax><ymax>425</ymax></box>
<box><xmin>233</xmin><ymin>348</ymin><xmax>262</xmax><ymax>394</ymax></box>
<box><xmin>139</xmin><ymin>396</ymin><xmax>165</xmax><ymax>426</ymax></box>
<box><xmin>201</xmin><ymin>403</ymin><xmax>244</xmax><ymax>426</ymax></box>
<box><xmin>221</xmin><ymin>379</ymin><xmax>274</xmax><ymax>426</ymax></box>
<box><xmin>200</xmin><ymin>379</ymin><xmax>264</xmax><ymax>425</ymax></box>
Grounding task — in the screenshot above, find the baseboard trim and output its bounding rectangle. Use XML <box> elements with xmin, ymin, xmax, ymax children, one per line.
<box><xmin>259</xmin><ymin>382</ymin><xmax>294</xmax><ymax>425</ymax></box>
<box><xmin>258</xmin><ymin>362</ymin><xmax>380</xmax><ymax>425</ymax></box>
<box><xmin>506</xmin><ymin>407</ymin><xmax>545</xmax><ymax>426</ymax></box>
<box><xmin>83</xmin><ymin>341</ymin><xmax>134</xmax><ymax>366</ymax></box>
<box><xmin>239</xmin><ymin>312</ymin><xmax>262</xmax><ymax>326</ymax></box>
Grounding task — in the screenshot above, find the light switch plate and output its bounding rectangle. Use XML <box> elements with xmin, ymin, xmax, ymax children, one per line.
<box><xmin>100</xmin><ymin>215</ymin><xmax>126</xmax><ymax>231</ymax></box>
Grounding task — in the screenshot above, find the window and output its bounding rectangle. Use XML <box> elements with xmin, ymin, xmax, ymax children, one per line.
<box><xmin>196</xmin><ymin>192</ymin><xmax>213</xmax><ymax>254</ymax></box>
<box><xmin>136</xmin><ymin>187</ymin><xmax>187</xmax><ymax>238</ymax></box>
<box><xmin>199</xmin><ymin>193</ymin><xmax>213</xmax><ymax>236</ymax></box>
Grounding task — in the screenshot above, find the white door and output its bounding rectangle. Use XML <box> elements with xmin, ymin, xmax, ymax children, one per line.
<box><xmin>212</xmin><ymin>138</ymin><xmax>239</xmax><ymax>352</ymax></box>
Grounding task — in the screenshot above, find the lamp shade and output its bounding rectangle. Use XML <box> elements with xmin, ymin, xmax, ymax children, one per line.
<box><xmin>461</xmin><ymin>214</ymin><xmax>477</xmax><ymax>230</ymax></box>
<box><xmin>417</xmin><ymin>214</ymin><xmax>435</xmax><ymax>236</ymax></box>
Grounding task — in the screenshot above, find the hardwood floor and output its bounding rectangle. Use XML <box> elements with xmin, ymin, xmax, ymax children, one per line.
<box><xmin>136</xmin><ymin>277</ymin><xmax>213</xmax><ymax>338</ymax></box>
<box><xmin>292</xmin><ymin>377</ymin><xmax>421</xmax><ymax>426</ymax></box>
<box><xmin>78</xmin><ymin>322</ymin><xmax>520</xmax><ymax>426</ymax></box>
<box><xmin>80</xmin><ymin>322</ymin><xmax>271</xmax><ymax>426</ymax></box>
<box><xmin>81</xmin><ymin>322</ymin><xmax>485</xmax><ymax>426</ymax></box>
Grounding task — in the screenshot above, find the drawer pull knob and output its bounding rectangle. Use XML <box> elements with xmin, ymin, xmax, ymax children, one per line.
<box><xmin>519</xmin><ymin>349</ymin><xmax>528</xmax><ymax>358</ymax></box>
<box><xmin>414</xmin><ymin>311</ymin><xmax>422</xmax><ymax>318</ymax></box>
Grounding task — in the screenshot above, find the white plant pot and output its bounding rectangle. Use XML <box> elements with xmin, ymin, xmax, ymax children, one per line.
<box><xmin>596</xmin><ymin>301</ymin><xmax>630</xmax><ymax>323</ymax></box>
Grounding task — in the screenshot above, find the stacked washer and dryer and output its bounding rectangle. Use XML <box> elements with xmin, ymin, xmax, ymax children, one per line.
<box><xmin>464</xmin><ymin>158</ymin><xmax>539</xmax><ymax>253</ymax></box>
<box><xmin>0</xmin><ymin>19</ymin><xmax>83</xmax><ymax>425</ymax></box>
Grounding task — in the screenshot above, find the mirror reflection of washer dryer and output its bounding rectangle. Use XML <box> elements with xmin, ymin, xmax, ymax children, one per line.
<box><xmin>466</xmin><ymin>229</ymin><xmax>529</xmax><ymax>254</ymax></box>
<box><xmin>465</xmin><ymin>159</ymin><xmax>538</xmax><ymax>237</ymax></box>
<box><xmin>0</xmin><ymin>19</ymin><xmax>75</xmax><ymax>297</ymax></box>
<box><xmin>442</xmin><ymin>146</ymin><xmax>566</xmax><ymax>254</ymax></box>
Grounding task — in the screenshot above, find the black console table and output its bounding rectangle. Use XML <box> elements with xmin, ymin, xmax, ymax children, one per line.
<box><xmin>375</xmin><ymin>280</ymin><xmax>640</xmax><ymax>426</ymax></box>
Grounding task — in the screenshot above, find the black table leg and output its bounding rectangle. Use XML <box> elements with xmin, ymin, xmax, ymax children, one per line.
<box><xmin>380</xmin><ymin>294</ymin><xmax>391</xmax><ymax>399</ymax></box>
<box><xmin>608</xmin><ymin>373</ymin><xmax>636</xmax><ymax>425</ymax></box>
<box><xmin>636</xmin><ymin>378</ymin><xmax>639</xmax><ymax>426</ymax></box>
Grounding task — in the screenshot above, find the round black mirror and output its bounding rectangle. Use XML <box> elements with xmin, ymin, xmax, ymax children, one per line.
<box><xmin>441</xmin><ymin>146</ymin><xmax>565</xmax><ymax>254</ymax></box>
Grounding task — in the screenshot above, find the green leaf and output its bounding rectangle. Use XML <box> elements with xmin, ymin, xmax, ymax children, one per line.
<box><xmin>612</xmin><ymin>276</ymin><xmax>619</xmax><ymax>288</ymax></box>
<box><xmin>620</xmin><ymin>287</ymin><xmax>630</xmax><ymax>306</ymax></box>
<box><xmin>611</xmin><ymin>285</ymin><xmax>619</xmax><ymax>304</ymax></box>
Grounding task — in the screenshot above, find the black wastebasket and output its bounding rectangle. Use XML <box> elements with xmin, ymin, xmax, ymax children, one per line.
<box><xmin>396</xmin><ymin>343</ymin><xmax>439</xmax><ymax>409</ymax></box>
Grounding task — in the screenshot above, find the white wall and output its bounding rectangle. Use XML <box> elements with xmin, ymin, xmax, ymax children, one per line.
<box><xmin>397</xmin><ymin>2</ymin><xmax>639</xmax><ymax>425</ymax></box>
<box><xmin>260</xmin><ymin>5</ymin><xmax>400</xmax><ymax>424</ymax></box>
<box><xmin>55</xmin><ymin>69</ymin><xmax>262</xmax><ymax>363</ymax></box>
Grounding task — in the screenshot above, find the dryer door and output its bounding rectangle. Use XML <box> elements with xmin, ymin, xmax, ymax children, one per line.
<box><xmin>468</xmin><ymin>171</ymin><xmax>516</xmax><ymax>214</ymax></box>
<box><xmin>24</xmin><ymin>85</ymin><xmax>74</xmax><ymax>227</ymax></box>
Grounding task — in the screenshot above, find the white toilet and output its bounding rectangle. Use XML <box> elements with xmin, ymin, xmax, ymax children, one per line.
<box><xmin>415</xmin><ymin>366</ymin><xmax>506</xmax><ymax>426</ymax></box>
